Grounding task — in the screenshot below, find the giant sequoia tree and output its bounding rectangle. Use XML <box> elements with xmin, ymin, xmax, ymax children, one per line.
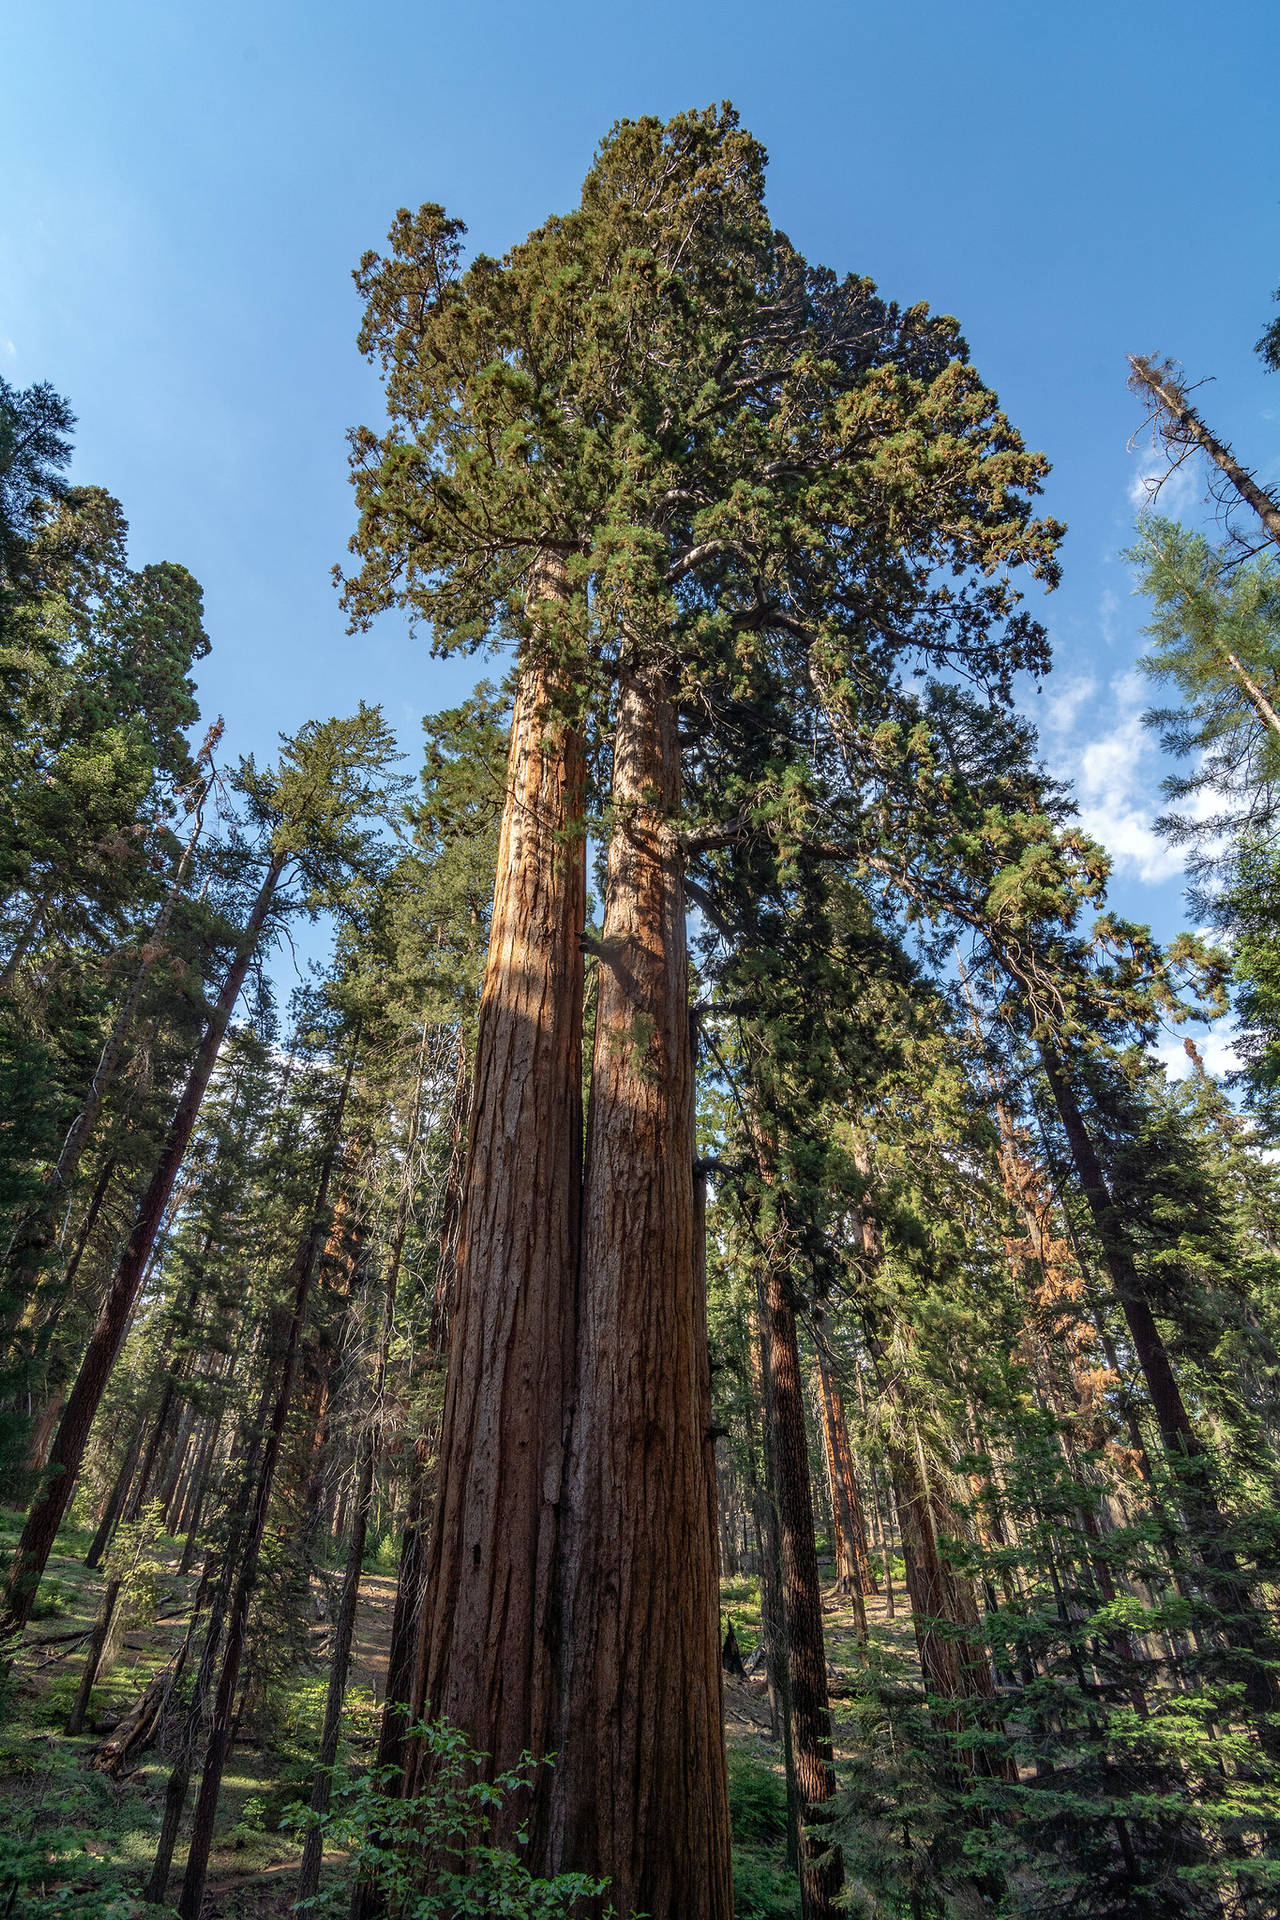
<box><xmin>344</xmin><ymin>103</ymin><xmax>1060</xmax><ymax>1915</ymax></box>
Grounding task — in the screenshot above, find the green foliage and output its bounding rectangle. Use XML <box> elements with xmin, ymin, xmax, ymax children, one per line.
<box><xmin>1257</xmin><ymin>279</ymin><xmax>1280</xmax><ymax>374</ymax></box>
<box><xmin>286</xmin><ymin>1716</ymin><xmax>610</xmax><ymax>1917</ymax></box>
<box><xmin>726</xmin><ymin>1746</ymin><xmax>800</xmax><ymax>1920</ymax></box>
<box><xmin>0</xmin><ymin>1726</ymin><xmax>152</xmax><ymax>1918</ymax></box>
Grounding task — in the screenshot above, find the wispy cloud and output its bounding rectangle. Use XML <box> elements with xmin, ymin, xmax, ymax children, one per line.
<box><xmin>1052</xmin><ymin>668</ymin><xmax>1185</xmax><ymax>885</ymax></box>
<box><xmin>1040</xmin><ymin>672</ymin><xmax>1097</xmax><ymax>738</ymax></box>
<box><xmin>0</xmin><ymin>338</ymin><xmax>15</xmax><ymax>359</ymax></box>
<box><xmin>1128</xmin><ymin>450</ymin><xmax>1198</xmax><ymax>513</ymax></box>
<box><xmin>1155</xmin><ymin>1025</ymin><xmax>1241</xmax><ymax>1082</ymax></box>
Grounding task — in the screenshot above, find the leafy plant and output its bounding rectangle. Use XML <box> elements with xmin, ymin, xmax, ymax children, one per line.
<box><xmin>286</xmin><ymin>1715</ymin><xmax>610</xmax><ymax>1917</ymax></box>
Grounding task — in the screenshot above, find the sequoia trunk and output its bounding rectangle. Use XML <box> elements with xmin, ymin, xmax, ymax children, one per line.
<box><xmin>548</xmin><ymin>668</ymin><xmax>732</xmax><ymax>1919</ymax></box>
<box><xmin>415</xmin><ymin>554</ymin><xmax>585</xmax><ymax>1835</ymax></box>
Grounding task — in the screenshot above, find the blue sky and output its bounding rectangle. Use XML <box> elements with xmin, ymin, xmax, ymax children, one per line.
<box><xmin>3</xmin><ymin>0</ymin><xmax>1278</xmax><ymax>1047</ymax></box>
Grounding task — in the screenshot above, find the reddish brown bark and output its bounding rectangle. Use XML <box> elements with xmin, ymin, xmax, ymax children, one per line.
<box><xmin>415</xmin><ymin>555</ymin><xmax>585</xmax><ymax>1834</ymax></box>
<box><xmin>548</xmin><ymin>669</ymin><xmax>732</xmax><ymax>1920</ymax></box>
<box><xmin>889</xmin><ymin>1432</ymin><xmax>996</xmax><ymax>1714</ymax></box>
<box><xmin>2</xmin><ymin>851</ymin><xmax>286</xmax><ymax>1637</ymax></box>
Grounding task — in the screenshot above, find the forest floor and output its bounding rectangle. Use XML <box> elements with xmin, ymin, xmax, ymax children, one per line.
<box><xmin>0</xmin><ymin>1514</ymin><xmax>914</xmax><ymax>1916</ymax></box>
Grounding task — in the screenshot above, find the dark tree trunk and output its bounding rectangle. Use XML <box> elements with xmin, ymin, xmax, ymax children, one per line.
<box><xmin>83</xmin><ymin>1418</ymin><xmax>145</xmax><ymax>1569</ymax></box>
<box><xmin>299</xmin><ymin>1089</ymin><xmax>409</xmax><ymax>1908</ymax></box>
<box><xmin>548</xmin><ymin>668</ymin><xmax>732</xmax><ymax>1920</ymax></box>
<box><xmin>1042</xmin><ymin>1048</ymin><xmax>1280</xmax><ymax>1740</ymax></box>
<box><xmin>176</xmin><ymin>1042</ymin><xmax>356</xmax><ymax>1920</ymax></box>
<box><xmin>814</xmin><ymin>1343</ymin><xmax>871</xmax><ymax>1637</ymax></box>
<box><xmin>297</xmin><ymin>1445</ymin><xmax>375</xmax><ymax>1904</ymax></box>
<box><xmin>2</xmin><ymin>851</ymin><xmax>287</xmax><ymax>1635</ymax></box>
<box><xmin>352</xmin><ymin>1038</ymin><xmax>470</xmax><ymax>1920</ymax></box>
<box><xmin>757</xmin><ymin>1249</ymin><xmax>843</xmax><ymax>1919</ymax></box>
<box><xmin>4</xmin><ymin>803</ymin><xmax>206</xmax><ymax>1313</ymax></box>
<box><xmin>750</xmin><ymin>1320</ymin><xmax>800</xmax><ymax>1870</ymax></box>
<box><xmin>415</xmin><ymin>555</ymin><xmax>586</xmax><ymax>1845</ymax></box>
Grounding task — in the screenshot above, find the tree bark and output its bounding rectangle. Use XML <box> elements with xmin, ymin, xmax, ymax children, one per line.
<box><xmin>814</xmin><ymin>1341</ymin><xmax>872</xmax><ymax>1630</ymax></box>
<box><xmin>1</xmin><ymin>850</ymin><xmax>287</xmax><ymax>1637</ymax></box>
<box><xmin>299</xmin><ymin>1068</ymin><xmax>414</xmax><ymax>1907</ymax></box>
<box><xmin>414</xmin><ymin>553</ymin><xmax>586</xmax><ymax>1843</ymax></box>
<box><xmin>548</xmin><ymin>668</ymin><xmax>733</xmax><ymax>1920</ymax></box>
<box><xmin>177</xmin><ymin>1040</ymin><xmax>356</xmax><ymax>1920</ymax></box>
<box><xmin>1041</xmin><ymin>1048</ymin><xmax>1280</xmax><ymax>1740</ymax></box>
<box><xmin>1128</xmin><ymin>354</ymin><xmax>1280</xmax><ymax>549</ymax></box>
<box><xmin>756</xmin><ymin>1250</ymin><xmax>843</xmax><ymax>1919</ymax></box>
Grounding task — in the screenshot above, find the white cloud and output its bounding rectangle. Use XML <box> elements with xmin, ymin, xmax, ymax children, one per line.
<box><xmin>1040</xmin><ymin>672</ymin><xmax>1096</xmax><ymax>738</ymax></box>
<box><xmin>1155</xmin><ymin>1025</ymin><xmax>1241</xmax><ymax>1082</ymax></box>
<box><xmin>1053</xmin><ymin>669</ymin><xmax>1185</xmax><ymax>884</ymax></box>
<box><xmin>1128</xmin><ymin>450</ymin><xmax>1198</xmax><ymax>513</ymax></box>
<box><xmin>0</xmin><ymin>338</ymin><xmax>15</xmax><ymax>358</ymax></box>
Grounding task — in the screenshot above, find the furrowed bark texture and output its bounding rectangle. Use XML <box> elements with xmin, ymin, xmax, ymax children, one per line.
<box><xmin>1</xmin><ymin>852</ymin><xmax>286</xmax><ymax>1635</ymax></box>
<box><xmin>548</xmin><ymin>670</ymin><xmax>732</xmax><ymax>1920</ymax></box>
<box><xmin>416</xmin><ymin>554</ymin><xmax>585</xmax><ymax>1838</ymax></box>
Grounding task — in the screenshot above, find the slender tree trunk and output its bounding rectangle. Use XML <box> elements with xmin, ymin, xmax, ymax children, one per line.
<box><xmin>59</xmin><ymin>1151</ymin><xmax>117</xmax><ymax>1290</ymax></box>
<box><xmin>177</xmin><ymin>1412</ymin><xmax>222</xmax><ymax>1575</ymax></box>
<box><xmin>0</xmin><ymin>887</ymin><xmax>53</xmax><ymax>994</ymax></box>
<box><xmin>297</xmin><ymin>1445</ymin><xmax>375</xmax><ymax>1903</ymax></box>
<box><xmin>351</xmin><ymin>1036</ymin><xmax>469</xmax><ymax>1920</ymax></box>
<box><xmin>547</xmin><ymin>666</ymin><xmax>732</xmax><ymax>1920</ymax></box>
<box><xmin>145</xmin><ymin>1392</ymin><xmax>270</xmax><ymax>1907</ymax></box>
<box><xmin>749</xmin><ymin>1316</ymin><xmax>800</xmax><ymax>1868</ymax></box>
<box><xmin>177</xmin><ymin>1041</ymin><xmax>356</xmax><ymax>1920</ymax></box>
<box><xmin>1041</xmin><ymin>1049</ymin><xmax>1280</xmax><ymax>1740</ymax></box>
<box><xmin>84</xmin><ymin>1419</ymin><xmax>145</xmax><ymax>1569</ymax></box>
<box><xmin>1128</xmin><ymin>354</ymin><xmax>1280</xmax><ymax>548</ymax></box>
<box><xmin>299</xmin><ymin>1086</ymin><xmax>410</xmax><ymax>1907</ymax></box>
<box><xmin>5</xmin><ymin>801</ymin><xmax>207</xmax><ymax>1308</ymax></box>
<box><xmin>867</xmin><ymin>1462</ymin><xmax>895</xmax><ymax>1619</ymax></box>
<box><xmin>814</xmin><ymin>1341</ymin><xmax>872</xmax><ymax>1631</ymax></box>
<box><xmin>415</xmin><ymin>554</ymin><xmax>586</xmax><ymax>1846</ymax></box>
<box><xmin>1</xmin><ymin>851</ymin><xmax>287</xmax><ymax>1637</ymax></box>
<box><xmin>756</xmin><ymin>1248</ymin><xmax>843</xmax><ymax>1919</ymax></box>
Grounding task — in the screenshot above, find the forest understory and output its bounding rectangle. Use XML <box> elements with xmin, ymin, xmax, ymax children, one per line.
<box><xmin>3</xmin><ymin>1517</ymin><xmax>855</xmax><ymax>1918</ymax></box>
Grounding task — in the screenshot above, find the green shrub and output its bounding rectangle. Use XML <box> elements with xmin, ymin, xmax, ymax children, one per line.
<box><xmin>727</xmin><ymin>1746</ymin><xmax>800</xmax><ymax>1920</ymax></box>
<box><xmin>728</xmin><ymin>1744</ymin><xmax>790</xmax><ymax>1846</ymax></box>
<box><xmin>31</xmin><ymin>1575</ymin><xmax>75</xmax><ymax>1620</ymax></box>
<box><xmin>733</xmin><ymin>1848</ymin><xmax>802</xmax><ymax>1920</ymax></box>
<box><xmin>286</xmin><ymin>1716</ymin><xmax>610</xmax><ymax>1917</ymax></box>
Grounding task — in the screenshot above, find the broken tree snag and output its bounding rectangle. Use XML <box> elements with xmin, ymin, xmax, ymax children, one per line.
<box><xmin>550</xmin><ymin>666</ymin><xmax>733</xmax><ymax>1920</ymax></box>
<box><xmin>415</xmin><ymin>550</ymin><xmax>586</xmax><ymax>1840</ymax></box>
